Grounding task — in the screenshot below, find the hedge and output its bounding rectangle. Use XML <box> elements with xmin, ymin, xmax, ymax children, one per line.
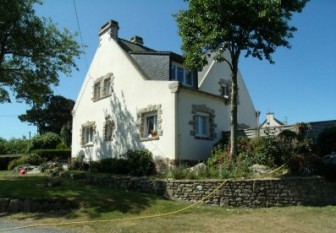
<box><xmin>32</xmin><ymin>149</ymin><xmax>71</xmax><ymax>162</ymax></box>
<box><xmin>0</xmin><ymin>155</ymin><xmax>22</xmax><ymax>170</ymax></box>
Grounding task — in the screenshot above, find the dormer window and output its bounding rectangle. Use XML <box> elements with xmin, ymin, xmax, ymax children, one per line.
<box><xmin>171</xmin><ymin>63</ymin><xmax>195</xmax><ymax>87</ymax></box>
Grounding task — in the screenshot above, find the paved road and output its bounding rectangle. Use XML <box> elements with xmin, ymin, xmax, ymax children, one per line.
<box><xmin>0</xmin><ymin>219</ymin><xmax>75</xmax><ymax>233</ymax></box>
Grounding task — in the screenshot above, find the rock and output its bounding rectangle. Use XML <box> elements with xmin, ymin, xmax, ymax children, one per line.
<box><xmin>189</xmin><ymin>163</ymin><xmax>206</xmax><ymax>175</ymax></box>
<box><xmin>249</xmin><ymin>164</ymin><xmax>271</xmax><ymax>175</ymax></box>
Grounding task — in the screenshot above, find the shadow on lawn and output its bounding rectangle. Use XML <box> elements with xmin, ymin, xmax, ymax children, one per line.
<box><xmin>0</xmin><ymin>173</ymin><xmax>160</xmax><ymax>219</ymax></box>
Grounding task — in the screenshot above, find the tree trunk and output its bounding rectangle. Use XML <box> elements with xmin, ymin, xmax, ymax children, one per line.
<box><xmin>230</xmin><ymin>56</ymin><xmax>239</xmax><ymax>157</ymax></box>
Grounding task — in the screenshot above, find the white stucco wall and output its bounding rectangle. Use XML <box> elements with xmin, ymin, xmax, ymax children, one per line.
<box><xmin>176</xmin><ymin>89</ymin><xmax>230</xmax><ymax>161</ymax></box>
<box><xmin>198</xmin><ymin>58</ymin><xmax>257</xmax><ymax>129</ymax></box>
<box><xmin>72</xmin><ymin>32</ymin><xmax>177</xmax><ymax>161</ymax></box>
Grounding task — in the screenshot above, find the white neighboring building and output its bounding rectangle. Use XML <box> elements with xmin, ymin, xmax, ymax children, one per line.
<box><xmin>260</xmin><ymin>112</ymin><xmax>285</xmax><ymax>128</ymax></box>
<box><xmin>71</xmin><ymin>20</ymin><xmax>258</xmax><ymax>162</ymax></box>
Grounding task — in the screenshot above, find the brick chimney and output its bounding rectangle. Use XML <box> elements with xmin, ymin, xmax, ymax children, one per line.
<box><xmin>99</xmin><ymin>20</ymin><xmax>119</xmax><ymax>39</ymax></box>
<box><xmin>130</xmin><ymin>35</ymin><xmax>144</xmax><ymax>45</ymax></box>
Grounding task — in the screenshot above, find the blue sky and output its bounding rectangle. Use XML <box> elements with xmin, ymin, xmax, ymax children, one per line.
<box><xmin>1</xmin><ymin>0</ymin><xmax>335</xmax><ymax>139</ymax></box>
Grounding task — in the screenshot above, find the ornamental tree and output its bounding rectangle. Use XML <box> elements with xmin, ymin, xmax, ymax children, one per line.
<box><xmin>0</xmin><ymin>0</ymin><xmax>82</xmax><ymax>104</ymax></box>
<box><xmin>175</xmin><ymin>0</ymin><xmax>308</xmax><ymax>156</ymax></box>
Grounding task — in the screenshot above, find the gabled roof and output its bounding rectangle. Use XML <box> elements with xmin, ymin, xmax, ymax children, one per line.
<box><xmin>118</xmin><ymin>38</ymin><xmax>156</xmax><ymax>53</ymax></box>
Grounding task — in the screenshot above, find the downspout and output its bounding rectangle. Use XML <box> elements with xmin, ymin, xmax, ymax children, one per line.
<box><xmin>169</xmin><ymin>82</ymin><xmax>180</xmax><ymax>165</ymax></box>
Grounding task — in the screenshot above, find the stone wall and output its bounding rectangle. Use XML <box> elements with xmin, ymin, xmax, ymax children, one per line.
<box><xmin>0</xmin><ymin>198</ymin><xmax>78</xmax><ymax>213</ymax></box>
<box><xmin>60</xmin><ymin>173</ymin><xmax>336</xmax><ymax>208</ymax></box>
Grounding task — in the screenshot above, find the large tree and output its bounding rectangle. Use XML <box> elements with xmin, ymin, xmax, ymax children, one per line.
<box><xmin>18</xmin><ymin>95</ymin><xmax>74</xmax><ymax>136</ymax></box>
<box><xmin>0</xmin><ymin>0</ymin><xmax>82</xmax><ymax>104</ymax></box>
<box><xmin>176</xmin><ymin>0</ymin><xmax>308</xmax><ymax>156</ymax></box>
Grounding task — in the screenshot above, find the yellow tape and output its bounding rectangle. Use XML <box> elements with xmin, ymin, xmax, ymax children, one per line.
<box><xmin>0</xmin><ymin>179</ymin><xmax>229</xmax><ymax>232</ymax></box>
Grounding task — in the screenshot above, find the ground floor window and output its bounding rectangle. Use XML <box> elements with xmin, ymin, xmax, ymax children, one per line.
<box><xmin>189</xmin><ymin>104</ymin><xmax>217</xmax><ymax>140</ymax></box>
<box><xmin>144</xmin><ymin>113</ymin><xmax>157</xmax><ymax>137</ymax></box>
<box><xmin>104</xmin><ymin>117</ymin><xmax>115</xmax><ymax>141</ymax></box>
<box><xmin>137</xmin><ymin>104</ymin><xmax>162</xmax><ymax>141</ymax></box>
<box><xmin>81</xmin><ymin>122</ymin><xmax>96</xmax><ymax>146</ymax></box>
<box><xmin>196</xmin><ymin>114</ymin><xmax>209</xmax><ymax>137</ymax></box>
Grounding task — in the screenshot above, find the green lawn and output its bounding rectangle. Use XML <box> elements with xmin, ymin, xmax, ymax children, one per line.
<box><xmin>1</xmin><ymin>170</ymin><xmax>336</xmax><ymax>233</ymax></box>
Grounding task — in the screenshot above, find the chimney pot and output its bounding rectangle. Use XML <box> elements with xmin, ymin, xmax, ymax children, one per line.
<box><xmin>130</xmin><ymin>35</ymin><xmax>144</xmax><ymax>45</ymax></box>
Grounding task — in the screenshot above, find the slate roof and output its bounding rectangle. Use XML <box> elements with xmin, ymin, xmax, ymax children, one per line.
<box><xmin>118</xmin><ymin>39</ymin><xmax>156</xmax><ymax>53</ymax></box>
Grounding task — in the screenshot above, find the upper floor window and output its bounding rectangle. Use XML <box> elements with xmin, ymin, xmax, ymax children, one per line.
<box><xmin>218</xmin><ymin>79</ymin><xmax>231</xmax><ymax>104</ymax></box>
<box><xmin>171</xmin><ymin>63</ymin><xmax>195</xmax><ymax>87</ymax></box>
<box><xmin>103</xmin><ymin>78</ymin><xmax>111</xmax><ymax>96</ymax></box>
<box><xmin>94</xmin><ymin>82</ymin><xmax>101</xmax><ymax>100</ymax></box>
<box><xmin>93</xmin><ymin>73</ymin><xmax>114</xmax><ymax>102</ymax></box>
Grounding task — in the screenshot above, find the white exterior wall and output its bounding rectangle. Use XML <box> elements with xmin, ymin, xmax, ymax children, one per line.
<box><xmin>198</xmin><ymin>59</ymin><xmax>257</xmax><ymax>129</ymax></box>
<box><xmin>72</xmin><ymin>33</ymin><xmax>177</xmax><ymax>161</ymax></box>
<box><xmin>176</xmin><ymin>89</ymin><xmax>230</xmax><ymax>161</ymax></box>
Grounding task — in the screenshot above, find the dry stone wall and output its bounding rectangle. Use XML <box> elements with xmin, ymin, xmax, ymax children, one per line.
<box><xmin>60</xmin><ymin>173</ymin><xmax>336</xmax><ymax>207</ymax></box>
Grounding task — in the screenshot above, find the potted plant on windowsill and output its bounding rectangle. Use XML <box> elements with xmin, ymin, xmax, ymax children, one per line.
<box><xmin>151</xmin><ymin>130</ymin><xmax>158</xmax><ymax>137</ymax></box>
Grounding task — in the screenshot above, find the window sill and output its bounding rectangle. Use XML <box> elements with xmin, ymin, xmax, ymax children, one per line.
<box><xmin>140</xmin><ymin>136</ymin><xmax>160</xmax><ymax>142</ymax></box>
<box><xmin>194</xmin><ymin>136</ymin><xmax>211</xmax><ymax>140</ymax></box>
<box><xmin>92</xmin><ymin>94</ymin><xmax>112</xmax><ymax>102</ymax></box>
<box><xmin>82</xmin><ymin>142</ymin><xmax>94</xmax><ymax>147</ymax></box>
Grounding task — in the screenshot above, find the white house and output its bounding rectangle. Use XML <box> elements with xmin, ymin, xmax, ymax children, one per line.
<box><xmin>71</xmin><ymin>20</ymin><xmax>258</xmax><ymax>163</ymax></box>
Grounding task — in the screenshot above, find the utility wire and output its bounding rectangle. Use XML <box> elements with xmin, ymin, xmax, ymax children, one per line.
<box><xmin>73</xmin><ymin>0</ymin><xmax>89</xmax><ymax>69</ymax></box>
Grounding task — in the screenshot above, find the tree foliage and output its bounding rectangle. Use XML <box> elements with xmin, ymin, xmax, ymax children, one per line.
<box><xmin>18</xmin><ymin>95</ymin><xmax>75</xmax><ymax>135</ymax></box>
<box><xmin>0</xmin><ymin>0</ymin><xmax>82</xmax><ymax>104</ymax></box>
<box><xmin>175</xmin><ymin>0</ymin><xmax>308</xmax><ymax>156</ymax></box>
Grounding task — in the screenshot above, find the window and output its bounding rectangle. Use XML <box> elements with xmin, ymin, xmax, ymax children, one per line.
<box><xmin>196</xmin><ymin>114</ymin><xmax>209</xmax><ymax>137</ymax></box>
<box><xmin>177</xmin><ymin>66</ymin><xmax>184</xmax><ymax>83</ymax></box>
<box><xmin>171</xmin><ymin>63</ymin><xmax>194</xmax><ymax>87</ymax></box>
<box><xmin>221</xmin><ymin>84</ymin><xmax>230</xmax><ymax>98</ymax></box>
<box><xmin>189</xmin><ymin>104</ymin><xmax>217</xmax><ymax>140</ymax></box>
<box><xmin>103</xmin><ymin>78</ymin><xmax>111</xmax><ymax>96</ymax></box>
<box><xmin>104</xmin><ymin>119</ymin><xmax>115</xmax><ymax>141</ymax></box>
<box><xmin>137</xmin><ymin>104</ymin><xmax>162</xmax><ymax>141</ymax></box>
<box><xmin>144</xmin><ymin>113</ymin><xmax>157</xmax><ymax>137</ymax></box>
<box><xmin>82</xmin><ymin>126</ymin><xmax>94</xmax><ymax>145</ymax></box>
<box><xmin>185</xmin><ymin>70</ymin><xmax>193</xmax><ymax>86</ymax></box>
<box><xmin>94</xmin><ymin>82</ymin><xmax>101</xmax><ymax>100</ymax></box>
<box><xmin>93</xmin><ymin>73</ymin><xmax>114</xmax><ymax>102</ymax></box>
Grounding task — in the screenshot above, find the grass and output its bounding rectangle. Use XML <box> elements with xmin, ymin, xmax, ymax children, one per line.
<box><xmin>1</xmin><ymin>170</ymin><xmax>336</xmax><ymax>233</ymax></box>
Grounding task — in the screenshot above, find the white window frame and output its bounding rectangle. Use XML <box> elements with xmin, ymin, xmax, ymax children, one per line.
<box><xmin>82</xmin><ymin>126</ymin><xmax>94</xmax><ymax>146</ymax></box>
<box><xmin>143</xmin><ymin>112</ymin><xmax>157</xmax><ymax>138</ymax></box>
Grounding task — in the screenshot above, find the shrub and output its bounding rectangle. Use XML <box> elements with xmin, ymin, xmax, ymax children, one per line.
<box><xmin>287</xmin><ymin>153</ymin><xmax>321</xmax><ymax>175</ymax></box>
<box><xmin>32</xmin><ymin>149</ymin><xmax>71</xmax><ymax>162</ymax></box>
<box><xmin>8</xmin><ymin>153</ymin><xmax>44</xmax><ymax>170</ymax></box>
<box><xmin>317</xmin><ymin>126</ymin><xmax>336</xmax><ymax>156</ymax></box>
<box><xmin>29</xmin><ymin>132</ymin><xmax>62</xmax><ymax>151</ymax></box>
<box><xmin>207</xmin><ymin>143</ymin><xmax>253</xmax><ymax>179</ymax></box>
<box><xmin>121</xmin><ymin>150</ymin><xmax>156</xmax><ymax>176</ymax></box>
<box><xmin>91</xmin><ymin>158</ymin><xmax>129</xmax><ymax>174</ymax></box>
